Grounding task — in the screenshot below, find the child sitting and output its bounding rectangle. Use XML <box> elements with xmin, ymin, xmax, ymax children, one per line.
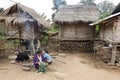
<box><xmin>41</xmin><ymin>49</ymin><xmax>52</xmax><ymax>64</ymax></box>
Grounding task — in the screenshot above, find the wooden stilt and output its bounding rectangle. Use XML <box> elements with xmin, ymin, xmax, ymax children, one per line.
<box><xmin>111</xmin><ymin>44</ymin><xmax>117</xmax><ymax>65</ymax></box>
<box><xmin>13</xmin><ymin>39</ymin><xmax>15</xmax><ymax>50</ymax></box>
<box><xmin>58</xmin><ymin>40</ymin><xmax>61</xmax><ymax>51</ymax></box>
<box><xmin>31</xmin><ymin>39</ymin><xmax>35</xmax><ymax>55</ymax></box>
<box><xmin>37</xmin><ymin>39</ymin><xmax>40</xmax><ymax>50</ymax></box>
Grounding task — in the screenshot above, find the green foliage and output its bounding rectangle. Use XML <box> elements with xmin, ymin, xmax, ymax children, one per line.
<box><xmin>95</xmin><ymin>25</ymin><xmax>99</xmax><ymax>38</ymax></box>
<box><xmin>48</xmin><ymin>24</ymin><xmax>58</xmax><ymax>33</ymax></box>
<box><xmin>37</xmin><ymin>64</ymin><xmax>47</xmax><ymax>73</ymax></box>
<box><xmin>42</xmin><ymin>35</ymin><xmax>49</xmax><ymax>46</ymax></box>
<box><xmin>41</xmin><ymin>13</ymin><xmax>51</xmax><ymax>23</ymax></box>
<box><xmin>0</xmin><ymin>8</ymin><xmax>5</xmax><ymax>39</ymax></box>
<box><xmin>79</xmin><ymin>0</ymin><xmax>95</xmax><ymax>4</ymax></box>
<box><xmin>42</xmin><ymin>24</ymin><xmax>58</xmax><ymax>46</ymax></box>
<box><xmin>41</xmin><ymin>13</ymin><xmax>47</xmax><ymax>19</ymax></box>
<box><xmin>100</xmin><ymin>13</ymin><xmax>110</xmax><ymax>19</ymax></box>
<box><xmin>0</xmin><ymin>8</ymin><xmax>4</xmax><ymax>13</ymax></box>
<box><xmin>98</xmin><ymin>0</ymin><xmax>115</xmax><ymax>14</ymax></box>
<box><xmin>52</xmin><ymin>0</ymin><xmax>67</xmax><ymax>19</ymax></box>
<box><xmin>52</xmin><ymin>0</ymin><xmax>67</xmax><ymax>11</ymax></box>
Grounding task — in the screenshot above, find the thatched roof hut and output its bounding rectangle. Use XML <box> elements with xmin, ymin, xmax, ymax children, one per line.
<box><xmin>54</xmin><ymin>3</ymin><xmax>100</xmax><ymax>51</ymax></box>
<box><xmin>54</xmin><ymin>3</ymin><xmax>100</xmax><ymax>23</ymax></box>
<box><xmin>0</xmin><ymin>3</ymin><xmax>51</xmax><ymax>52</ymax></box>
<box><xmin>0</xmin><ymin>3</ymin><xmax>51</xmax><ymax>28</ymax></box>
<box><xmin>0</xmin><ymin>3</ymin><xmax>51</xmax><ymax>39</ymax></box>
<box><xmin>89</xmin><ymin>3</ymin><xmax>120</xmax><ymax>43</ymax></box>
<box><xmin>90</xmin><ymin>3</ymin><xmax>120</xmax><ymax>65</ymax></box>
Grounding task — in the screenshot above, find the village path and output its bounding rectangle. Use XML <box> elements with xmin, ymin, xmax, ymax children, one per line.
<box><xmin>0</xmin><ymin>52</ymin><xmax>120</xmax><ymax>80</ymax></box>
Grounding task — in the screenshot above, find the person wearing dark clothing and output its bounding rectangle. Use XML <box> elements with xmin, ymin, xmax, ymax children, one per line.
<box><xmin>33</xmin><ymin>50</ymin><xmax>47</xmax><ymax>73</ymax></box>
<box><xmin>33</xmin><ymin>50</ymin><xmax>42</xmax><ymax>69</ymax></box>
<box><xmin>15</xmin><ymin>51</ymin><xmax>30</xmax><ymax>62</ymax></box>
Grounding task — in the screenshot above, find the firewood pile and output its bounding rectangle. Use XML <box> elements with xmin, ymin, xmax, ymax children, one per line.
<box><xmin>93</xmin><ymin>40</ymin><xmax>112</xmax><ymax>63</ymax></box>
<box><xmin>60</xmin><ymin>41</ymin><xmax>93</xmax><ymax>52</ymax></box>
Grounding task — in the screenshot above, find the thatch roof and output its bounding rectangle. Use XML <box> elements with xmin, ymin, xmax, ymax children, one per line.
<box><xmin>112</xmin><ymin>3</ymin><xmax>120</xmax><ymax>14</ymax></box>
<box><xmin>0</xmin><ymin>3</ymin><xmax>51</xmax><ymax>29</ymax></box>
<box><xmin>54</xmin><ymin>3</ymin><xmax>100</xmax><ymax>23</ymax></box>
<box><xmin>90</xmin><ymin>12</ymin><xmax>120</xmax><ymax>26</ymax></box>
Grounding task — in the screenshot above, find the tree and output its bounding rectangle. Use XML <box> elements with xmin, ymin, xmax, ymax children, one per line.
<box><xmin>98</xmin><ymin>0</ymin><xmax>115</xmax><ymax>14</ymax></box>
<box><xmin>79</xmin><ymin>0</ymin><xmax>95</xmax><ymax>4</ymax></box>
<box><xmin>41</xmin><ymin>13</ymin><xmax>51</xmax><ymax>23</ymax></box>
<box><xmin>41</xmin><ymin>13</ymin><xmax>47</xmax><ymax>19</ymax></box>
<box><xmin>52</xmin><ymin>0</ymin><xmax>67</xmax><ymax>11</ymax></box>
<box><xmin>0</xmin><ymin>8</ymin><xmax>4</xmax><ymax>13</ymax></box>
<box><xmin>52</xmin><ymin>0</ymin><xmax>67</xmax><ymax>19</ymax></box>
<box><xmin>100</xmin><ymin>13</ymin><xmax>110</xmax><ymax>19</ymax></box>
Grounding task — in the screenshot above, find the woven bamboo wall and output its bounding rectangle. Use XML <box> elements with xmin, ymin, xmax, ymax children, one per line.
<box><xmin>60</xmin><ymin>23</ymin><xmax>95</xmax><ymax>40</ymax></box>
<box><xmin>99</xmin><ymin>21</ymin><xmax>114</xmax><ymax>42</ymax></box>
<box><xmin>7</xmin><ymin>22</ymin><xmax>34</xmax><ymax>39</ymax></box>
<box><xmin>115</xmin><ymin>19</ymin><xmax>120</xmax><ymax>42</ymax></box>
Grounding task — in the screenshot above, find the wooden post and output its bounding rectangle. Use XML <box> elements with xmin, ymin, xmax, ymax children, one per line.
<box><xmin>13</xmin><ymin>39</ymin><xmax>15</xmax><ymax>50</ymax></box>
<box><xmin>37</xmin><ymin>39</ymin><xmax>40</xmax><ymax>50</ymax></box>
<box><xmin>59</xmin><ymin>26</ymin><xmax>61</xmax><ymax>51</ymax></box>
<box><xmin>111</xmin><ymin>44</ymin><xmax>117</xmax><ymax>65</ymax></box>
<box><xmin>30</xmin><ymin>39</ymin><xmax>35</xmax><ymax>55</ymax></box>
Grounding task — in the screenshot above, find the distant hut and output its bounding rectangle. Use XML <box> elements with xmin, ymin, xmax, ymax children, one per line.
<box><xmin>90</xmin><ymin>3</ymin><xmax>120</xmax><ymax>65</ymax></box>
<box><xmin>0</xmin><ymin>3</ymin><xmax>51</xmax><ymax>53</ymax></box>
<box><xmin>54</xmin><ymin>3</ymin><xmax>100</xmax><ymax>51</ymax></box>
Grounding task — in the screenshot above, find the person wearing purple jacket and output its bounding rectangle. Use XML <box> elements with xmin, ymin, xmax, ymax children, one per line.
<box><xmin>33</xmin><ymin>51</ymin><xmax>42</xmax><ymax>69</ymax></box>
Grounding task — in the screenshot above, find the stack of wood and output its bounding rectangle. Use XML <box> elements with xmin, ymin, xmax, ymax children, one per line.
<box><xmin>93</xmin><ymin>40</ymin><xmax>112</xmax><ymax>63</ymax></box>
<box><xmin>60</xmin><ymin>41</ymin><xmax>93</xmax><ymax>52</ymax></box>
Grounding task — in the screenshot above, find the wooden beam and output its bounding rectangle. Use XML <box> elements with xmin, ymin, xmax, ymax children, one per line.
<box><xmin>8</xmin><ymin>31</ymin><xmax>19</xmax><ymax>38</ymax></box>
<box><xmin>105</xmin><ymin>20</ymin><xmax>114</xmax><ymax>26</ymax></box>
<box><xmin>111</xmin><ymin>44</ymin><xmax>117</xmax><ymax>65</ymax></box>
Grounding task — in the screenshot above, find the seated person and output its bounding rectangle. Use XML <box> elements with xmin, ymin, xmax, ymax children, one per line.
<box><xmin>12</xmin><ymin>50</ymin><xmax>30</xmax><ymax>64</ymax></box>
<box><xmin>33</xmin><ymin>50</ymin><xmax>42</xmax><ymax>69</ymax></box>
<box><xmin>33</xmin><ymin>50</ymin><xmax>47</xmax><ymax>73</ymax></box>
<box><xmin>41</xmin><ymin>49</ymin><xmax>52</xmax><ymax>64</ymax></box>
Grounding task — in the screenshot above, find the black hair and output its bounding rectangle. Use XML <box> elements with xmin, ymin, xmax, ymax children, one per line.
<box><xmin>36</xmin><ymin>50</ymin><xmax>42</xmax><ymax>54</ymax></box>
<box><xmin>42</xmin><ymin>48</ymin><xmax>49</xmax><ymax>54</ymax></box>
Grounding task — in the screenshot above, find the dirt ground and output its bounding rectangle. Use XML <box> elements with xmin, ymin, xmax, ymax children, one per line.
<box><xmin>0</xmin><ymin>52</ymin><xmax>120</xmax><ymax>80</ymax></box>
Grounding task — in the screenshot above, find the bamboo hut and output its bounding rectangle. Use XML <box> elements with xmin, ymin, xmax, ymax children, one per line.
<box><xmin>54</xmin><ymin>3</ymin><xmax>100</xmax><ymax>51</ymax></box>
<box><xmin>0</xmin><ymin>3</ymin><xmax>51</xmax><ymax>53</ymax></box>
<box><xmin>90</xmin><ymin>3</ymin><xmax>120</xmax><ymax>65</ymax></box>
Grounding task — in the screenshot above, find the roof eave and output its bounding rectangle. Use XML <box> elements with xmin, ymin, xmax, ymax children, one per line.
<box><xmin>90</xmin><ymin>12</ymin><xmax>120</xmax><ymax>26</ymax></box>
